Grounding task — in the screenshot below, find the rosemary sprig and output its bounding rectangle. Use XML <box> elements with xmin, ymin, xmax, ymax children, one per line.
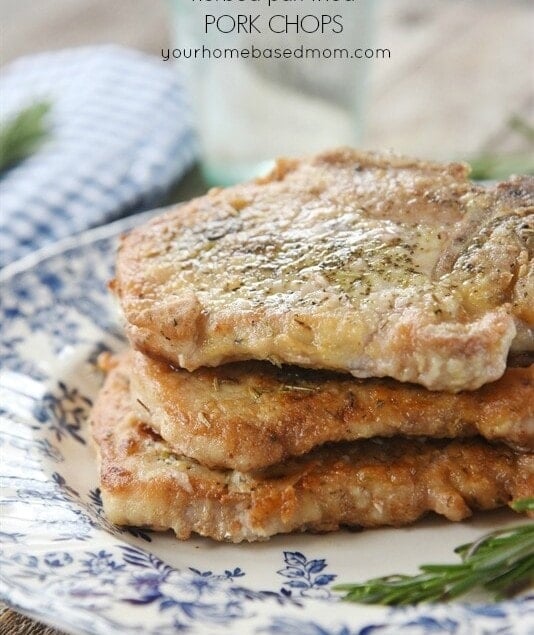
<box><xmin>469</xmin><ymin>115</ymin><xmax>534</xmax><ymax>180</ymax></box>
<box><xmin>469</xmin><ymin>153</ymin><xmax>534</xmax><ymax>180</ymax></box>
<box><xmin>508</xmin><ymin>114</ymin><xmax>534</xmax><ymax>142</ymax></box>
<box><xmin>511</xmin><ymin>498</ymin><xmax>534</xmax><ymax>513</ymax></box>
<box><xmin>334</xmin><ymin>499</ymin><xmax>534</xmax><ymax>605</ymax></box>
<box><xmin>0</xmin><ymin>100</ymin><xmax>51</xmax><ymax>173</ymax></box>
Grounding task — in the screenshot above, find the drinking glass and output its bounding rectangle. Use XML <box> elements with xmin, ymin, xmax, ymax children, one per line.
<box><xmin>168</xmin><ymin>0</ymin><xmax>375</xmax><ymax>184</ymax></box>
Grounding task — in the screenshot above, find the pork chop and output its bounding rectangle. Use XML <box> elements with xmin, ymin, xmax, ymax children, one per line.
<box><xmin>124</xmin><ymin>351</ymin><xmax>534</xmax><ymax>471</ymax></box>
<box><xmin>91</xmin><ymin>360</ymin><xmax>533</xmax><ymax>542</ymax></box>
<box><xmin>113</xmin><ymin>149</ymin><xmax>534</xmax><ymax>391</ymax></box>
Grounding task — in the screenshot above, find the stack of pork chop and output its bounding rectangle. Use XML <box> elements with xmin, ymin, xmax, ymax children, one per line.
<box><xmin>91</xmin><ymin>148</ymin><xmax>534</xmax><ymax>542</ymax></box>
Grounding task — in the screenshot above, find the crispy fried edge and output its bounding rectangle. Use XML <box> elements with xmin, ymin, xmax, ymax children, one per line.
<box><xmin>91</xmin><ymin>359</ymin><xmax>534</xmax><ymax>542</ymax></box>
<box><xmin>130</xmin><ymin>351</ymin><xmax>534</xmax><ymax>470</ymax></box>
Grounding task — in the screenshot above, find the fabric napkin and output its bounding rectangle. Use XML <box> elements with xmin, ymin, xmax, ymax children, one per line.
<box><xmin>0</xmin><ymin>45</ymin><xmax>197</xmax><ymax>268</ymax></box>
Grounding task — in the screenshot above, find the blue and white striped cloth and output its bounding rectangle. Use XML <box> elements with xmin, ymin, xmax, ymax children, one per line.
<box><xmin>0</xmin><ymin>46</ymin><xmax>197</xmax><ymax>268</ymax></box>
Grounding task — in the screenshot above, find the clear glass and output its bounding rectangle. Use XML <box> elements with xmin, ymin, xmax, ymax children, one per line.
<box><xmin>169</xmin><ymin>0</ymin><xmax>374</xmax><ymax>185</ymax></box>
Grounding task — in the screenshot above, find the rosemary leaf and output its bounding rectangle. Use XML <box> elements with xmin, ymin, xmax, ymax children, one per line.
<box><xmin>0</xmin><ymin>100</ymin><xmax>51</xmax><ymax>173</ymax></box>
<box><xmin>333</xmin><ymin>503</ymin><xmax>534</xmax><ymax>605</ymax></box>
<box><xmin>469</xmin><ymin>153</ymin><xmax>534</xmax><ymax>180</ymax></box>
<box><xmin>511</xmin><ymin>498</ymin><xmax>534</xmax><ymax>513</ymax></box>
<box><xmin>469</xmin><ymin>115</ymin><xmax>534</xmax><ymax>180</ymax></box>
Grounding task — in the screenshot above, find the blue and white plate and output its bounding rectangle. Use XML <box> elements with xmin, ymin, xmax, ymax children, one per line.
<box><xmin>1</xmin><ymin>214</ymin><xmax>532</xmax><ymax>635</ymax></box>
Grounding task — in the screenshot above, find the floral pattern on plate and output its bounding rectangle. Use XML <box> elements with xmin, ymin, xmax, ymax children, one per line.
<box><xmin>1</xmin><ymin>214</ymin><xmax>532</xmax><ymax>634</ymax></box>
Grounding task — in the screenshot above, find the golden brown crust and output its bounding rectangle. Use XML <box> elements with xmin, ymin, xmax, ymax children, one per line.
<box><xmin>114</xmin><ymin>148</ymin><xmax>533</xmax><ymax>392</ymax></box>
<box><xmin>91</xmin><ymin>360</ymin><xmax>534</xmax><ymax>542</ymax></box>
<box><xmin>129</xmin><ymin>351</ymin><xmax>534</xmax><ymax>470</ymax></box>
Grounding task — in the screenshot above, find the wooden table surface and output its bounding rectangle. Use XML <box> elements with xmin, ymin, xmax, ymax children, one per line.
<box><xmin>1</xmin><ymin>0</ymin><xmax>532</xmax><ymax>633</ymax></box>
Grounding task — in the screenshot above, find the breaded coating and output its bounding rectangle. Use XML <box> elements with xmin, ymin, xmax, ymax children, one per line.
<box><xmin>91</xmin><ymin>361</ymin><xmax>534</xmax><ymax>543</ymax></box>
<box><xmin>113</xmin><ymin>149</ymin><xmax>533</xmax><ymax>392</ymax></box>
<box><xmin>129</xmin><ymin>351</ymin><xmax>534</xmax><ymax>470</ymax></box>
